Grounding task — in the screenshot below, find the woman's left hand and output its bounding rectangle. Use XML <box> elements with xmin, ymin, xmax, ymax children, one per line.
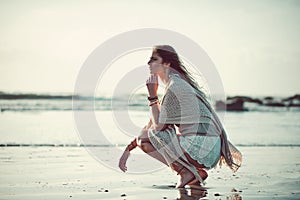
<box><xmin>119</xmin><ymin>150</ymin><xmax>130</xmax><ymax>172</ymax></box>
<box><xmin>146</xmin><ymin>75</ymin><xmax>158</xmax><ymax>97</ymax></box>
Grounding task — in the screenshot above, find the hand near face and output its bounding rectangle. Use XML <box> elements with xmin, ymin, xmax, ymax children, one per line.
<box><xmin>146</xmin><ymin>75</ymin><xmax>158</xmax><ymax>97</ymax></box>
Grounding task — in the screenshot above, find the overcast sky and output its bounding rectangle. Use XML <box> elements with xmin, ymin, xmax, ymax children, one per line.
<box><xmin>0</xmin><ymin>0</ymin><xmax>299</xmax><ymax>96</ymax></box>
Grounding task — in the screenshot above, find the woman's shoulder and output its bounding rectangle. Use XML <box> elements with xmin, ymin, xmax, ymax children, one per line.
<box><xmin>169</xmin><ymin>73</ymin><xmax>181</xmax><ymax>82</ymax></box>
<box><xmin>168</xmin><ymin>74</ymin><xmax>194</xmax><ymax>92</ymax></box>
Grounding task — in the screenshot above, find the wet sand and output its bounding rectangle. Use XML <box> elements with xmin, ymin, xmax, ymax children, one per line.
<box><xmin>0</xmin><ymin>146</ymin><xmax>299</xmax><ymax>199</ymax></box>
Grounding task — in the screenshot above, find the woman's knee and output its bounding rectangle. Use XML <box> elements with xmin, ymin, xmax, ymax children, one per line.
<box><xmin>137</xmin><ymin>128</ymin><xmax>150</xmax><ymax>145</ymax></box>
<box><xmin>139</xmin><ymin>141</ymin><xmax>153</xmax><ymax>153</ymax></box>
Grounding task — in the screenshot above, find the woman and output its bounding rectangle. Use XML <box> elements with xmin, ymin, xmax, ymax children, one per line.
<box><xmin>119</xmin><ymin>45</ymin><xmax>242</xmax><ymax>188</ymax></box>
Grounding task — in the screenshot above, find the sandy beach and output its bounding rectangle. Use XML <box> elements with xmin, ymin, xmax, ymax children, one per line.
<box><xmin>0</xmin><ymin>146</ymin><xmax>299</xmax><ymax>200</ymax></box>
<box><xmin>1</xmin><ymin>1</ymin><xmax>300</xmax><ymax>199</ymax></box>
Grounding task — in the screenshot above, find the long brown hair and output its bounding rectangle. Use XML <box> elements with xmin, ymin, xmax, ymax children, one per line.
<box><xmin>153</xmin><ymin>45</ymin><xmax>205</xmax><ymax>97</ymax></box>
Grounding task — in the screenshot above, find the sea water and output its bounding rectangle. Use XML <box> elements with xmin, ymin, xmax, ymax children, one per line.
<box><xmin>0</xmin><ymin>97</ymin><xmax>299</xmax><ymax>147</ymax></box>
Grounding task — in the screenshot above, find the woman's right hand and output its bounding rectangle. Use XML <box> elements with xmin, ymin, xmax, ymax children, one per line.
<box><xmin>119</xmin><ymin>149</ymin><xmax>130</xmax><ymax>172</ymax></box>
<box><xmin>146</xmin><ymin>75</ymin><xmax>158</xmax><ymax>97</ymax></box>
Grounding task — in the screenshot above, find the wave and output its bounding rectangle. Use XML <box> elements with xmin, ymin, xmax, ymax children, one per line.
<box><xmin>0</xmin><ymin>99</ymin><xmax>149</xmax><ymax>112</ymax></box>
<box><xmin>0</xmin><ymin>143</ymin><xmax>115</xmax><ymax>147</ymax></box>
<box><xmin>0</xmin><ymin>92</ymin><xmax>299</xmax><ymax>112</ymax></box>
<box><xmin>0</xmin><ymin>93</ymin><xmax>74</xmax><ymax>100</ymax></box>
<box><xmin>0</xmin><ymin>143</ymin><xmax>299</xmax><ymax>147</ymax></box>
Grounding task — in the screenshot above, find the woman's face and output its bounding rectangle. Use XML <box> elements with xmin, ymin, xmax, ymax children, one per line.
<box><xmin>147</xmin><ymin>53</ymin><xmax>166</xmax><ymax>75</ymax></box>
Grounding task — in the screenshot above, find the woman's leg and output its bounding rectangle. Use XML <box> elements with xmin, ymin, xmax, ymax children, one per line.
<box><xmin>137</xmin><ymin>128</ymin><xmax>168</xmax><ymax>166</ymax></box>
<box><xmin>137</xmin><ymin>128</ymin><xmax>206</xmax><ymax>188</ymax></box>
<box><xmin>175</xmin><ymin>159</ymin><xmax>208</xmax><ymax>187</ymax></box>
<box><xmin>175</xmin><ymin>166</ymin><xmax>196</xmax><ymax>188</ymax></box>
<box><xmin>184</xmin><ymin>153</ymin><xmax>206</xmax><ymax>169</ymax></box>
<box><xmin>138</xmin><ymin>133</ymin><xmax>195</xmax><ymax>188</ymax></box>
<box><xmin>183</xmin><ymin>153</ymin><xmax>208</xmax><ymax>185</ymax></box>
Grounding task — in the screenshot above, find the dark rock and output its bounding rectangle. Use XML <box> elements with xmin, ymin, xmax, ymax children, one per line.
<box><xmin>216</xmin><ymin>98</ymin><xmax>247</xmax><ymax>111</ymax></box>
<box><xmin>264</xmin><ymin>96</ymin><xmax>274</xmax><ymax>100</ymax></box>
<box><xmin>216</xmin><ymin>95</ymin><xmax>267</xmax><ymax>111</ymax></box>
<box><xmin>282</xmin><ymin>94</ymin><xmax>300</xmax><ymax>107</ymax></box>
<box><xmin>228</xmin><ymin>96</ymin><xmax>262</xmax><ymax>104</ymax></box>
<box><xmin>227</xmin><ymin>98</ymin><xmax>246</xmax><ymax>111</ymax></box>
<box><xmin>264</xmin><ymin>102</ymin><xmax>285</xmax><ymax>107</ymax></box>
<box><xmin>262</xmin><ymin>96</ymin><xmax>288</xmax><ymax>107</ymax></box>
<box><xmin>251</xmin><ymin>98</ymin><xmax>263</xmax><ymax>104</ymax></box>
<box><xmin>283</xmin><ymin>94</ymin><xmax>300</xmax><ymax>101</ymax></box>
<box><xmin>215</xmin><ymin>100</ymin><xmax>226</xmax><ymax>111</ymax></box>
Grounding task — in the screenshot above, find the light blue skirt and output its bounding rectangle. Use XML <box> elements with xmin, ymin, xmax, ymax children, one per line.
<box><xmin>149</xmin><ymin>123</ymin><xmax>221</xmax><ymax>170</ymax></box>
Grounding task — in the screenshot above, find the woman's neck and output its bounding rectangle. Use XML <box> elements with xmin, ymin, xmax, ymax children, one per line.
<box><xmin>157</xmin><ymin>68</ymin><xmax>171</xmax><ymax>84</ymax></box>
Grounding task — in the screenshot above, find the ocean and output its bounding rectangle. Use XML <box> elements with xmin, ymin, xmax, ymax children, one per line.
<box><xmin>0</xmin><ymin>94</ymin><xmax>299</xmax><ymax>147</ymax></box>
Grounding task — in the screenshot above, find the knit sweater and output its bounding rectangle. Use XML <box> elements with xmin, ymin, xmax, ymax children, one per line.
<box><xmin>158</xmin><ymin>74</ymin><xmax>242</xmax><ymax>172</ymax></box>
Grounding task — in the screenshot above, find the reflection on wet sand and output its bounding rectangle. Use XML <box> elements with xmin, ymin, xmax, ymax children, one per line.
<box><xmin>177</xmin><ymin>187</ymin><xmax>242</xmax><ymax>200</ymax></box>
<box><xmin>177</xmin><ymin>188</ymin><xmax>207</xmax><ymax>200</ymax></box>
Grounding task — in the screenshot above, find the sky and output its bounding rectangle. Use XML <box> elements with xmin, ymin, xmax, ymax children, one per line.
<box><xmin>0</xmin><ymin>0</ymin><xmax>299</xmax><ymax>96</ymax></box>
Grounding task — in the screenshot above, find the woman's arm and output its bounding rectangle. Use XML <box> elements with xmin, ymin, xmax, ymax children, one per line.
<box><xmin>119</xmin><ymin>138</ymin><xmax>137</xmax><ymax>172</ymax></box>
<box><xmin>147</xmin><ymin>75</ymin><xmax>168</xmax><ymax>131</ymax></box>
<box><xmin>149</xmin><ymin>103</ymin><xmax>168</xmax><ymax>131</ymax></box>
<box><xmin>118</xmin><ymin>118</ymin><xmax>154</xmax><ymax>172</ymax></box>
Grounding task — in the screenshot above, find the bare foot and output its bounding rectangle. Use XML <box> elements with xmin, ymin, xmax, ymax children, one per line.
<box><xmin>176</xmin><ymin>168</ymin><xmax>195</xmax><ymax>188</ymax></box>
<box><xmin>188</xmin><ymin>168</ymin><xmax>208</xmax><ymax>186</ymax></box>
<box><xmin>119</xmin><ymin>150</ymin><xmax>130</xmax><ymax>172</ymax></box>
